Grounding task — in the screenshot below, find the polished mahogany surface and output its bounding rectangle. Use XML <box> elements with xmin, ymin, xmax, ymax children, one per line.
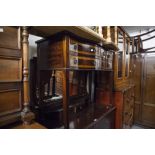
<box><xmin>38</xmin><ymin>103</ymin><xmax>115</xmax><ymax>129</ymax></box>
<box><xmin>69</xmin><ymin>104</ymin><xmax>116</xmax><ymax>129</ymax></box>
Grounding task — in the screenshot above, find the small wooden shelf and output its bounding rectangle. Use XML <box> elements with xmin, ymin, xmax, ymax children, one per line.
<box><xmin>50</xmin><ymin>104</ymin><xmax>116</xmax><ymax>129</ymax></box>
<box><xmin>69</xmin><ymin>104</ymin><xmax>116</xmax><ymax>129</ymax></box>
<box><xmin>29</xmin><ymin>26</ymin><xmax>119</xmax><ymax>51</ymax></box>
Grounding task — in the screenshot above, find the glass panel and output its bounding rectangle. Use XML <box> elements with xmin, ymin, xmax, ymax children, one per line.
<box><xmin>125</xmin><ymin>38</ymin><xmax>129</xmax><ymax>77</ymax></box>
<box><xmin>118</xmin><ymin>52</ymin><xmax>123</xmax><ymax>78</ymax></box>
<box><xmin>117</xmin><ymin>30</ymin><xmax>123</xmax><ymax>78</ymax></box>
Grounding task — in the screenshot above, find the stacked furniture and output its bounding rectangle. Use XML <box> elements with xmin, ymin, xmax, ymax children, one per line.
<box><xmin>34</xmin><ymin>31</ymin><xmax>116</xmax><ymax>128</ymax></box>
<box><xmin>0</xmin><ymin>26</ymin><xmax>118</xmax><ymax>129</ymax></box>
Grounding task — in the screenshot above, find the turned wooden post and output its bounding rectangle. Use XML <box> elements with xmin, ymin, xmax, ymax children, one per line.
<box><xmin>21</xmin><ymin>26</ymin><xmax>34</xmax><ymax>125</ymax></box>
<box><xmin>107</xmin><ymin>26</ymin><xmax>111</xmax><ymax>42</ymax></box>
<box><xmin>98</xmin><ymin>26</ymin><xmax>103</xmax><ymax>37</ymax></box>
<box><xmin>114</xmin><ymin>26</ymin><xmax>118</xmax><ymax>45</ymax></box>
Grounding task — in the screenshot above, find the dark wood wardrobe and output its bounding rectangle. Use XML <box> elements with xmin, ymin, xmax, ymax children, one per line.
<box><xmin>131</xmin><ymin>52</ymin><xmax>155</xmax><ymax>128</ymax></box>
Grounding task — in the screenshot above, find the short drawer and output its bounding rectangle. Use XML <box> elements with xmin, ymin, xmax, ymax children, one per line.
<box><xmin>0</xmin><ymin>57</ymin><xmax>22</xmax><ymax>82</ymax></box>
<box><xmin>0</xmin><ymin>83</ymin><xmax>22</xmax><ymax>117</ymax></box>
<box><xmin>0</xmin><ymin>27</ymin><xmax>21</xmax><ymax>49</ymax></box>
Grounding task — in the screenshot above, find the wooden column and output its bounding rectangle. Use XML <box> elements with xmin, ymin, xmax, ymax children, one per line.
<box><xmin>62</xmin><ymin>36</ymin><xmax>69</xmax><ymax>129</ymax></box>
<box><xmin>114</xmin><ymin>26</ymin><xmax>118</xmax><ymax>45</ymax></box>
<box><xmin>98</xmin><ymin>26</ymin><xmax>103</xmax><ymax>37</ymax></box>
<box><xmin>107</xmin><ymin>26</ymin><xmax>111</xmax><ymax>42</ymax></box>
<box><xmin>21</xmin><ymin>26</ymin><xmax>34</xmax><ymax>125</ymax></box>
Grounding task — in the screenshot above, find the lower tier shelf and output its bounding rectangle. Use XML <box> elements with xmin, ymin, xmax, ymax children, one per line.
<box><xmin>37</xmin><ymin>104</ymin><xmax>116</xmax><ymax>129</ymax></box>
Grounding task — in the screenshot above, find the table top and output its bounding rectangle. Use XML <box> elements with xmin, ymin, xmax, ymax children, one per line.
<box><xmin>29</xmin><ymin>26</ymin><xmax>118</xmax><ymax>51</ymax></box>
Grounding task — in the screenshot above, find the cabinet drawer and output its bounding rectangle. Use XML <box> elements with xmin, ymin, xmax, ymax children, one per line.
<box><xmin>0</xmin><ymin>27</ymin><xmax>20</xmax><ymax>49</ymax></box>
<box><xmin>0</xmin><ymin>88</ymin><xmax>22</xmax><ymax>117</ymax></box>
<box><xmin>0</xmin><ymin>57</ymin><xmax>22</xmax><ymax>82</ymax></box>
<box><xmin>123</xmin><ymin>110</ymin><xmax>133</xmax><ymax>125</ymax></box>
<box><xmin>123</xmin><ymin>111</ymin><xmax>131</xmax><ymax>124</ymax></box>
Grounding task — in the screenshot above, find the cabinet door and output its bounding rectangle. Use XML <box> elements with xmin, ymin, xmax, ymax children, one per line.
<box><xmin>141</xmin><ymin>53</ymin><xmax>155</xmax><ymax>127</ymax></box>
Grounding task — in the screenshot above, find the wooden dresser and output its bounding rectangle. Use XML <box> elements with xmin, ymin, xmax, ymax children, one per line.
<box><xmin>0</xmin><ymin>27</ymin><xmax>22</xmax><ymax>127</ymax></box>
<box><xmin>114</xmin><ymin>85</ymin><xmax>135</xmax><ymax>128</ymax></box>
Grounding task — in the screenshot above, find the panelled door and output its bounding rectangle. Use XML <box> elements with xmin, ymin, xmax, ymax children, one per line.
<box><xmin>141</xmin><ymin>53</ymin><xmax>155</xmax><ymax>127</ymax></box>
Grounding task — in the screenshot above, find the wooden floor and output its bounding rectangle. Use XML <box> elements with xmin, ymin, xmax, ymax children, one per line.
<box><xmin>131</xmin><ymin>125</ymin><xmax>145</xmax><ymax>129</ymax></box>
<box><xmin>12</xmin><ymin>122</ymin><xmax>47</xmax><ymax>129</ymax></box>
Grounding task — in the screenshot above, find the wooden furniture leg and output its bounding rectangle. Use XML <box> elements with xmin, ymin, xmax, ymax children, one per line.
<box><xmin>21</xmin><ymin>26</ymin><xmax>35</xmax><ymax>125</ymax></box>
<box><xmin>62</xmin><ymin>70</ymin><xmax>69</xmax><ymax>128</ymax></box>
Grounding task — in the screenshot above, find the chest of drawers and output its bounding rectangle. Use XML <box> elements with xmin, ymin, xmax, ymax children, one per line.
<box><xmin>36</xmin><ymin>32</ymin><xmax>113</xmax><ymax>70</ymax></box>
<box><xmin>0</xmin><ymin>27</ymin><xmax>22</xmax><ymax>127</ymax></box>
<box><xmin>114</xmin><ymin>85</ymin><xmax>135</xmax><ymax>128</ymax></box>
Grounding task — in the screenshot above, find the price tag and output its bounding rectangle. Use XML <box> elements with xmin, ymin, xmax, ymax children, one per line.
<box><xmin>0</xmin><ymin>27</ymin><xmax>3</xmax><ymax>32</ymax></box>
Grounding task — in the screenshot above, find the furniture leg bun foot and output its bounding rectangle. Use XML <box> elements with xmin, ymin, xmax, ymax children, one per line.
<box><xmin>21</xmin><ymin>110</ymin><xmax>35</xmax><ymax>125</ymax></box>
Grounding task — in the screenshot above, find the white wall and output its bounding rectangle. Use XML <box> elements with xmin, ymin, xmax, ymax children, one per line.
<box><xmin>29</xmin><ymin>34</ymin><xmax>42</xmax><ymax>60</ymax></box>
<box><xmin>129</xmin><ymin>29</ymin><xmax>155</xmax><ymax>50</ymax></box>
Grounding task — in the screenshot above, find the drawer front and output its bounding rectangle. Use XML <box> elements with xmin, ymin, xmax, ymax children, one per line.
<box><xmin>69</xmin><ymin>39</ymin><xmax>96</xmax><ymax>69</ymax></box>
<box><xmin>0</xmin><ymin>83</ymin><xmax>22</xmax><ymax>117</ymax></box>
<box><xmin>0</xmin><ymin>27</ymin><xmax>20</xmax><ymax>49</ymax></box>
<box><xmin>123</xmin><ymin>87</ymin><xmax>135</xmax><ymax>127</ymax></box>
<box><xmin>0</xmin><ymin>57</ymin><xmax>22</xmax><ymax>82</ymax></box>
<box><xmin>69</xmin><ymin>39</ymin><xmax>110</xmax><ymax>69</ymax></box>
<box><xmin>70</xmin><ymin>55</ymin><xmax>107</xmax><ymax>69</ymax></box>
<box><xmin>123</xmin><ymin>112</ymin><xmax>133</xmax><ymax>128</ymax></box>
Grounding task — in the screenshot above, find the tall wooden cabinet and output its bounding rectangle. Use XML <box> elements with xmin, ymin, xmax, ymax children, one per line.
<box><xmin>0</xmin><ymin>27</ymin><xmax>22</xmax><ymax>127</ymax></box>
<box><xmin>102</xmin><ymin>26</ymin><xmax>135</xmax><ymax>128</ymax></box>
<box><xmin>114</xmin><ymin>27</ymin><xmax>135</xmax><ymax>128</ymax></box>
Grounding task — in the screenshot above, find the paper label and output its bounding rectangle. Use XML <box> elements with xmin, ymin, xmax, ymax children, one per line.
<box><xmin>0</xmin><ymin>27</ymin><xmax>3</xmax><ymax>32</ymax></box>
